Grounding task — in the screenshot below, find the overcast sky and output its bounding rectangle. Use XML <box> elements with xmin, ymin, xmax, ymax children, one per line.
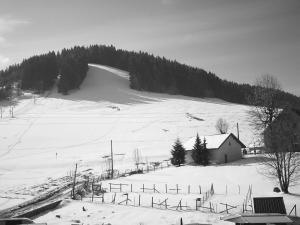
<box><xmin>0</xmin><ymin>0</ymin><xmax>299</xmax><ymax>95</ymax></box>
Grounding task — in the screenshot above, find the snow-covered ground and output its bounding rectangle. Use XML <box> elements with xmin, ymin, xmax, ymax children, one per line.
<box><xmin>36</xmin><ymin>200</ymin><xmax>226</xmax><ymax>225</ymax></box>
<box><xmin>2</xmin><ymin>64</ymin><xmax>298</xmax><ymax>224</ymax></box>
<box><xmin>35</xmin><ymin>156</ymin><xmax>300</xmax><ymax>225</ymax></box>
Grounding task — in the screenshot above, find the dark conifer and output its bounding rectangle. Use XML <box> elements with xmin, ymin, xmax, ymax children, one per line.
<box><xmin>171</xmin><ymin>138</ymin><xmax>186</xmax><ymax>166</ymax></box>
<box><xmin>192</xmin><ymin>134</ymin><xmax>203</xmax><ymax>164</ymax></box>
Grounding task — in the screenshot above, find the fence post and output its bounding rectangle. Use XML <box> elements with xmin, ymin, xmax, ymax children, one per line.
<box><xmin>139</xmin><ymin>195</ymin><xmax>141</xmax><ymax>206</ymax></box>
<box><xmin>165</xmin><ymin>184</ymin><xmax>168</xmax><ymax>193</ymax></box>
<box><xmin>289</xmin><ymin>204</ymin><xmax>297</xmax><ymax>216</ymax></box>
<box><xmin>176</xmin><ymin>184</ymin><xmax>179</xmax><ymax>194</ymax></box>
<box><xmin>91</xmin><ymin>179</ymin><xmax>94</xmax><ymax>202</ymax></box>
<box><xmin>211</xmin><ymin>183</ymin><xmax>214</xmax><ymax>195</ymax></box>
<box><xmin>112</xmin><ymin>193</ymin><xmax>116</xmax><ymax>204</ymax></box>
<box><xmin>199</xmin><ymin>185</ymin><xmax>201</xmax><ymax>194</ymax></box>
<box><xmin>151</xmin><ymin>196</ymin><xmax>154</xmax><ymax>208</ymax></box>
<box><xmin>188</xmin><ymin>185</ymin><xmax>190</xmax><ymax>194</ymax></box>
<box><xmin>131</xmin><ymin>184</ymin><xmax>133</xmax><ymax>192</ymax></box>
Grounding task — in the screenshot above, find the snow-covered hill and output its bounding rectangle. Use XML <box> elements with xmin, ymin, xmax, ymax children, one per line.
<box><xmin>0</xmin><ymin>64</ymin><xmax>256</xmax><ymax>209</ymax></box>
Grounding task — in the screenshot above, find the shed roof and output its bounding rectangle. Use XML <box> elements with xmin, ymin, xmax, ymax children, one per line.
<box><xmin>253</xmin><ymin>197</ymin><xmax>287</xmax><ymax>214</ymax></box>
<box><xmin>222</xmin><ymin>213</ymin><xmax>293</xmax><ymax>224</ymax></box>
<box><xmin>184</xmin><ymin>133</ymin><xmax>245</xmax><ymax>150</ymax></box>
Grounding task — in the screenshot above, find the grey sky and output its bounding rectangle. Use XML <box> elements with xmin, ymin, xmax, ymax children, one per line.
<box><xmin>0</xmin><ymin>0</ymin><xmax>299</xmax><ymax>95</ymax></box>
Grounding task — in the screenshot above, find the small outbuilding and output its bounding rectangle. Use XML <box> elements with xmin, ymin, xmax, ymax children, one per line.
<box><xmin>184</xmin><ymin>133</ymin><xmax>245</xmax><ymax>164</ymax></box>
<box><xmin>222</xmin><ymin>197</ymin><xmax>300</xmax><ymax>225</ymax></box>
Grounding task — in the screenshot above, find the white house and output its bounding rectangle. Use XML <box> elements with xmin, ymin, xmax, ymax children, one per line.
<box><xmin>184</xmin><ymin>133</ymin><xmax>245</xmax><ymax>164</ymax></box>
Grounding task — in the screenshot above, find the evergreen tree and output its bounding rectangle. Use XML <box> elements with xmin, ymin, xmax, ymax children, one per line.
<box><xmin>171</xmin><ymin>138</ymin><xmax>186</xmax><ymax>166</ymax></box>
<box><xmin>1</xmin><ymin>44</ymin><xmax>300</xmax><ymax>107</ymax></box>
<box><xmin>192</xmin><ymin>134</ymin><xmax>203</xmax><ymax>164</ymax></box>
<box><xmin>202</xmin><ymin>138</ymin><xmax>209</xmax><ymax>166</ymax></box>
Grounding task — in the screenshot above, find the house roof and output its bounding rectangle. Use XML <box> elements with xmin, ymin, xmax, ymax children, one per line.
<box><xmin>222</xmin><ymin>213</ymin><xmax>293</xmax><ymax>224</ymax></box>
<box><xmin>183</xmin><ymin>133</ymin><xmax>246</xmax><ymax>150</ymax></box>
<box><xmin>253</xmin><ymin>197</ymin><xmax>287</xmax><ymax>214</ymax></box>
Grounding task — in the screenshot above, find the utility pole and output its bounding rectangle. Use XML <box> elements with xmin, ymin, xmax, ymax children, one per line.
<box><xmin>237</xmin><ymin>122</ymin><xmax>240</xmax><ymax>140</ymax></box>
<box><xmin>110</xmin><ymin>140</ymin><xmax>114</xmax><ymax>179</ymax></box>
<box><xmin>10</xmin><ymin>106</ymin><xmax>14</xmax><ymax>118</ymax></box>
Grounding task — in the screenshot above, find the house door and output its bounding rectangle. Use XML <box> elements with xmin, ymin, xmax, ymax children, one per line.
<box><xmin>224</xmin><ymin>154</ymin><xmax>228</xmax><ymax>163</ymax></box>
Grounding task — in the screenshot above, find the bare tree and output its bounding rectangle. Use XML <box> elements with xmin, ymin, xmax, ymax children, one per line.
<box><xmin>263</xmin><ymin>108</ymin><xmax>300</xmax><ymax>193</ymax></box>
<box><xmin>215</xmin><ymin>118</ymin><xmax>229</xmax><ymax>134</ymax></box>
<box><xmin>248</xmin><ymin>74</ymin><xmax>281</xmax><ymax>130</ymax></box>
<box><xmin>249</xmin><ymin>74</ymin><xmax>300</xmax><ymax>193</ymax></box>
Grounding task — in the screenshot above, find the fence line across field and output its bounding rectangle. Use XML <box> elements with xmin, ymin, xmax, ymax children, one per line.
<box><xmin>81</xmin><ymin>189</ymin><xmax>244</xmax><ymax>214</ymax></box>
<box><xmin>72</xmin><ymin>166</ymin><xmax>298</xmax><ymax>216</ymax></box>
<box><xmin>99</xmin><ymin>182</ymin><xmax>214</xmax><ymax>195</ymax></box>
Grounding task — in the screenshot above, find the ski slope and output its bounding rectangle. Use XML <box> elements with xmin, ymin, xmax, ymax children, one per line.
<box><xmin>0</xmin><ymin>64</ymin><xmax>256</xmax><ymax>209</ymax></box>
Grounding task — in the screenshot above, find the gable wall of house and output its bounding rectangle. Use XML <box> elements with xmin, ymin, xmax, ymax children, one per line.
<box><xmin>184</xmin><ymin>134</ymin><xmax>243</xmax><ymax>164</ymax></box>
<box><xmin>215</xmin><ymin>135</ymin><xmax>242</xmax><ymax>163</ymax></box>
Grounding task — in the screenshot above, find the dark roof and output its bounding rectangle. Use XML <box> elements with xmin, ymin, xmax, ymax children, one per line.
<box><xmin>253</xmin><ymin>197</ymin><xmax>286</xmax><ymax>214</ymax></box>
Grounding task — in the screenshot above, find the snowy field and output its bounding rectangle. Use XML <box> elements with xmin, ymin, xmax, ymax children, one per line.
<box><xmin>35</xmin><ymin>156</ymin><xmax>300</xmax><ymax>225</ymax></box>
<box><xmin>2</xmin><ymin>64</ymin><xmax>298</xmax><ymax>224</ymax></box>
